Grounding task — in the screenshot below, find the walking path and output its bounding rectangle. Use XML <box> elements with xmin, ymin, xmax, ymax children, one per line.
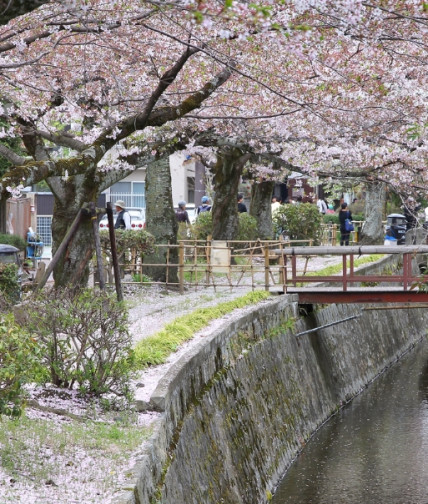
<box><xmin>127</xmin><ymin>253</ymin><xmax>343</xmax><ymax>409</ymax></box>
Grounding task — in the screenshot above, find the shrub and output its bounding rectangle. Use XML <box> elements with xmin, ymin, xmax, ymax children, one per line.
<box><xmin>0</xmin><ymin>263</ymin><xmax>20</xmax><ymax>304</ymax></box>
<box><xmin>323</xmin><ymin>214</ymin><xmax>339</xmax><ymax>225</ymax></box>
<box><xmin>21</xmin><ymin>288</ymin><xmax>135</xmax><ymax>398</ymax></box>
<box><xmin>191</xmin><ymin>210</ymin><xmax>213</xmax><ymax>240</ymax></box>
<box><xmin>99</xmin><ymin>228</ymin><xmax>156</xmax><ymax>257</ymax></box>
<box><xmin>0</xmin><ymin>233</ymin><xmax>26</xmax><ymax>251</ymax></box>
<box><xmin>237</xmin><ymin>213</ymin><xmax>258</xmax><ymax>242</ymax></box>
<box><xmin>273</xmin><ymin>203</ymin><xmax>323</xmax><ymax>244</ymax></box>
<box><xmin>191</xmin><ymin>211</ymin><xmax>258</xmax><ymax>242</ymax></box>
<box><xmin>99</xmin><ymin>229</ymin><xmax>156</xmax><ymax>279</ymax></box>
<box><xmin>0</xmin><ymin>313</ymin><xmax>41</xmax><ymax>417</ymax></box>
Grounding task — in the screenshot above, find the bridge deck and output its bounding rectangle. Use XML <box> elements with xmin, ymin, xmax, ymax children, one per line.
<box><xmin>275</xmin><ymin>245</ymin><xmax>428</xmax><ymax>304</ymax></box>
<box><xmin>286</xmin><ymin>287</ymin><xmax>428</xmax><ymax>304</ymax></box>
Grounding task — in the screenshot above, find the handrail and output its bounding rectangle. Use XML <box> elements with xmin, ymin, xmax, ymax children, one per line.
<box><xmin>276</xmin><ymin>245</ymin><xmax>428</xmax><ymax>255</ymax></box>
<box><xmin>276</xmin><ymin>245</ymin><xmax>428</xmax><ymax>294</ymax></box>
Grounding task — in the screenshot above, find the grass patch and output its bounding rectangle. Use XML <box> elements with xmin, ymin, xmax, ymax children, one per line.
<box><xmin>306</xmin><ymin>254</ymin><xmax>385</xmax><ymax>277</ymax></box>
<box><xmin>134</xmin><ymin>290</ymin><xmax>270</xmax><ymax>369</ymax></box>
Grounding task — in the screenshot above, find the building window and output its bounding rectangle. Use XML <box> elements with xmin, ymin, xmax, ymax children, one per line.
<box><xmin>187</xmin><ymin>176</ymin><xmax>195</xmax><ymax>204</ymax></box>
<box><xmin>109</xmin><ymin>182</ymin><xmax>145</xmax><ymax>208</ymax></box>
<box><xmin>36</xmin><ymin>216</ymin><xmax>52</xmax><ymax>246</ymax></box>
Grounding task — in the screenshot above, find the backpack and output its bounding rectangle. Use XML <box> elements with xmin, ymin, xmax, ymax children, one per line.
<box><xmin>198</xmin><ymin>205</ymin><xmax>211</xmax><ymax>214</ymax></box>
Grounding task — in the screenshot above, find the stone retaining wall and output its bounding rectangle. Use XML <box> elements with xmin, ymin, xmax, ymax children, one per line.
<box><xmin>113</xmin><ymin>256</ymin><xmax>428</xmax><ymax>504</ymax></box>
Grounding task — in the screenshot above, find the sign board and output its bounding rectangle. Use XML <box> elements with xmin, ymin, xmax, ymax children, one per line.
<box><xmin>210</xmin><ymin>240</ymin><xmax>230</xmax><ymax>273</ymax></box>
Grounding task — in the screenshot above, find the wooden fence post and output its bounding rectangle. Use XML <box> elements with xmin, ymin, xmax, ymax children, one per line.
<box><xmin>179</xmin><ymin>241</ymin><xmax>184</xmax><ymax>294</ymax></box>
<box><xmin>264</xmin><ymin>243</ymin><xmax>270</xmax><ymax>292</ymax></box>
<box><xmin>89</xmin><ymin>202</ymin><xmax>105</xmax><ymax>290</ymax></box>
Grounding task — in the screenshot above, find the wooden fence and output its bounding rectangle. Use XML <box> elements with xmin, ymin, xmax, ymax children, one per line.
<box><xmin>99</xmin><ymin>221</ymin><xmax>363</xmax><ymax>294</ymax></box>
<box><xmin>106</xmin><ymin>238</ymin><xmax>322</xmax><ymax>293</ymax></box>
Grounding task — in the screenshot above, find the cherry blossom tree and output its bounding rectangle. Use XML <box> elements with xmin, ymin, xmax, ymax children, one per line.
<box><xmin>0</xmin><ymin>0</ymin><xmax>426</xmax><ymax>283</ymax></box>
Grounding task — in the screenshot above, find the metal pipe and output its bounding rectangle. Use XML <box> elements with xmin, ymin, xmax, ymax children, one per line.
<box><xmin>295</xmin><ymin>313</ymin><xmax>362</xmax><ymax>338</ymax></box>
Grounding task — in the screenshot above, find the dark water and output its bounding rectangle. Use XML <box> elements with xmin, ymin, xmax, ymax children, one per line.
<box><xmin>272</xmin><ymin>338</ymin><xmax>428</xmax><ymax>504</ymax></box>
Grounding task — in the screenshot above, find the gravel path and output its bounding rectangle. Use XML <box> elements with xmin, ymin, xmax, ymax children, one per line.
<box><xmin>127</xmin><ymin>254</ymin><xmax>342</xmax><ymax>342</ymax></box>
<box><xmin>126</xmin><ymin>254</ymin><xmax>343</xmax><ymax>406</ymax></box>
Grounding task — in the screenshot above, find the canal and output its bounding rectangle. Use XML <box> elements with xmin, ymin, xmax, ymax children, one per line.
<box><xmin>272</xmin><ymin>337</ymin><xmax>428</xmax><ymax>504</ymax></box>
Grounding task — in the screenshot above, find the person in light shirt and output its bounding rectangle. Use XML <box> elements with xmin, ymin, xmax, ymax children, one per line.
<box><xmin>271</xmin><ymin>196</ymin><xmax>281</xmax><ymax>217</ymax></box>
<box><xmin>114</xmin><ymin>200</ymin><xmax>131</xmax><ymax>230</ymax></box>
<box><xmin>317</xmin><ymin>197</ymin><xmax>328</xmax><ymax>215</ymax></box>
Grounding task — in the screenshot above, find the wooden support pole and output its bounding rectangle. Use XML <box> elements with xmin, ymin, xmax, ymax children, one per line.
<box><xmin>179</xmin><ymin>241</ymin><xmax>184</xmax><ymax>295</ymax></box>
<box><xmin>107</xmin><ymin>203</ymin><xmax>123</xmax><ymax>302</ymax></box>
<box><xmin>35</xmin><ymin>209</ymin><xmax>84</xmax><ymax>291</ymax></box>
<box><xmin>264</xmin><ymin>243</ymin><xmax>270</xmax><ymax>292</ymax></box>
<box><xmin>89</xmin><ymin>202</ymin><xmax>105</xmax><ymax>290</ymax></box>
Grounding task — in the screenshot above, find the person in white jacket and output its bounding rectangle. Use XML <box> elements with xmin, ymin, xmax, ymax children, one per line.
<box><xmin>317</xmin><ymin>197</ymin><xmax>327</xmax><ymax>215</ymax></box>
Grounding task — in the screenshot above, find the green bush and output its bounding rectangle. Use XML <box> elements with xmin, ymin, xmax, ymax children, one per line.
<box><xmin>191</xmin><ymin>211</ymin><xmax>213</xmax><ymax>240</ymax></box>
<box><xmin>0</xmin><ymin>233</ymin><xmax>26</xmax><ymax>251</ymax></box>
<box><xmin>236</xmin><ymin>213</ymin><xmax>258</xmax><ymax>241</ymax></box>
<box><xmin>0</xmin><ymin>263</ymin><xmax>20</xmax><ymax>304</ymax></box>
<box><xmin>0</xmin><ymin>313</ymin><xmax>41</xmax><ymax>417</ymax></box>
<box><xmin>323</xmin><ymin>214</ymin><xmax>339</xmax><ymax>225</ymax></box>
<box><xmin>99</xmin><ymin>228</ymin><xmax>156</xmax><ymax>257</ymax></box>
<box><xmin>191</xmin><ymin>211</ymin><xmax>258</xmax><ymax>242</ymax></box>
<box><xmin>273</xmin><ymin>203</ymin><xmax>323</xmax><ymax>244</ymax></box>
<box><xmin>21</xmin><ymin>288</ymin><xmax>135</xmax><ymax>398</ymax></box>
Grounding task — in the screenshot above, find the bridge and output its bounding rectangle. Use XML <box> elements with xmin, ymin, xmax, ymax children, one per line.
<box><xmin>278</xmin><ymin>245</ymin><xmax>428</xmax><ymax>304</ymax></box>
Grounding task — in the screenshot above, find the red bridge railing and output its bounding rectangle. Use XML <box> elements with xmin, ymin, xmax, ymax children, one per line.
<box><xmin>277</xmin><ymin>245</ymin><xmax>428</xmax><ymax>304</ymax></box>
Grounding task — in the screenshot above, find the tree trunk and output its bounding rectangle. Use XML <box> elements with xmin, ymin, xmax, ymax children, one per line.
<box><xmin>360</xmin><ymin>182</ymin><xmax>386</xmax><ymax>245</ymax></box>
<box><xmin>211</xmin><ymin>148</ymin><xmax>250</xmax><ymax>240</ymax></box>
<box><xmin>50</xmin><ymin>175</ymin><xmax>97</xmax><ymax>287</ymax></box>
<box><xmin>143</xmin><ymin>157</ymin><xmax>178</xmax><ymax>283</ymax></box>
<box><xmin>250</xmin><ymin>180</ymin><xmax>274</xmax><ymax>239</ymax></box>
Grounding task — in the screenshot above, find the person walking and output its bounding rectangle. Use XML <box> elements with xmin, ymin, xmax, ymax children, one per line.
<box><xmin>317</xmin><ymin>197</ymin><xmax>327</xmax><ymax>215</ymax></box>
<box><xmin>237</xmin><ymin>194</ymin><xmax>247</xmax><ymax>213</ymax></box>
<box><xmin>271</xmin><ymin>196</ymin><xmax>281</xmax><ymax>217</ymax></box>
<box><xmin>114</xmin><ymin>200</ymin><xmax>131</xmax><ymax>230</ymax></box>
<box><xmin>175</xmin><ymin>200</ymin><xmax>190</xmax><ymax>224</ymax></box>
<box><xmin>339</xmin><ymin>202</ymin><xmax>353</xmax><ymax>246</ymax></box>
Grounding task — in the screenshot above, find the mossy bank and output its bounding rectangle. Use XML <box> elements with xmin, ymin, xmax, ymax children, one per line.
<box><xmin>113</xmin><ymin>291</ymin><xmax>428</xmax><ymax>504</ymax></box>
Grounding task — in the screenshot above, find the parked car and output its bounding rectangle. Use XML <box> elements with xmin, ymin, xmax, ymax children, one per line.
<box><xmin>99</xmin><ymin>207</ymin><xmax>146</xmax><ymax>230</ymax></box>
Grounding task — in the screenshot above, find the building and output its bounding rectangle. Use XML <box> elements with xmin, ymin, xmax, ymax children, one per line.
<box><xmin>2</xmin><ymin>155</ymin><xmax>205</xmax><ymax>248</ymax></box>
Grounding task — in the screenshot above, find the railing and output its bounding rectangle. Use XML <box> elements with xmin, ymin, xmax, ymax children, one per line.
<box><xmin>101</xmin><ymin>238</ymin><xmax>316</xmax><ymax>293</ymax></box>
<box><xmin>318</xmin><ymin>221</ymin><xmax>364</xmax><ymax>246</ymax></box>
<box><xmin>278</xmin><ymin>245</ymin><xmax>428</xmax><ymax>303</ymax></box>
<box><xmin>99</xmin><ymin>226</ymin><xmax>371</xmax><ymax>295</ymax></box>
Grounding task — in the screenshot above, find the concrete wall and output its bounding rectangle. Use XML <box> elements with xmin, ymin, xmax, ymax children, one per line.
<box><xmin>112</xmin><ymin>283</ymin><xmax>428</xmax><ymax>504</ymax></box>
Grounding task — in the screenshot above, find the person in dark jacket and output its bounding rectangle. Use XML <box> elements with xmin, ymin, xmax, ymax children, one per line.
<box><xmin>237</xmin><ymin>194</ymin><xmax>247</xmax><ymax>213</ymax></box>
<box><xmin>339</xmin><ymin>202</ymin><xmax>352</xmax><ymax>246</ymax></box>
<box><xmin>197</xmin><ymin>195</ymin><xmax>211</xmax><ymax>215</ymax></box>
<box><xmin>114</xmin><ymin>200</ymin><xmax>131</xmax><ymax>229</ymax></box>
<box><xmin>175</xmin><ymin>200</ymin><xmax>190</xmax><ymax>224</ymax></box>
